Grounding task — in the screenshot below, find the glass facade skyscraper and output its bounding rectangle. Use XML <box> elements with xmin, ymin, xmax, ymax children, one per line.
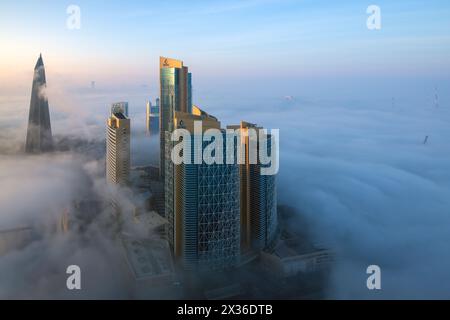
<box><xmin>159</xmin><ymin>57</ymin><xmax>192</xmax><ymax>178</ymax></box>
<box><xmin>25</xmin><ymin>54</ymin><xmax>53</xmax><ymax>153</ymax></box>
<box><xmin>165</xmin><ymin>110</ymin><xmax>241</xmax><ymax>271</ymax></box>
<box><xmin>146</xmin><ymin>100</ymin><xmax>159</xmax><ymax>136</ymax></box>
<box><xmin>158</xmin><ymin>56</ymin><xmax>278</xmax><ymax>271</ymax></box>
<box><xmin>248</xmin><ymin>147</ymin><xmax>278</xmax><ymax>250</ymax></box>
<box><xmin>106</xmin><ymin>112</ymin><xmax>130</xmax><ymax>186</ymax></box>
<box><xmin>227</xmin><ymin>122</ymin><xmax>278</xmax><ymax>252</ymax></box>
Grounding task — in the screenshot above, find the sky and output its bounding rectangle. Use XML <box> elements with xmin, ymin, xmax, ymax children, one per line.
<box><xmin>1</xmin><ymin>0</ymin><xmax>450</xmax><ymax>101</ymax></box>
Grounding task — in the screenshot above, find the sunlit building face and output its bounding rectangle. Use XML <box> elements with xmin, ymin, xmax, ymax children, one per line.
<box><xmin>159</xmin><ymin>57</ymin><xmax>193</xmax><ymax>178</ymax></box>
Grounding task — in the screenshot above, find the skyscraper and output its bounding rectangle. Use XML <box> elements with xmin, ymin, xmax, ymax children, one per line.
<box><xmin>106</xmin><ymin>111</ymin><xmax>131</xmax><ymax>186</ymax></box>
<box><xmin>146</xmin><ymin>100</ymin><xmax>159</xmax><ymax>136</ymax></box>
<box><xmin>25</xmin><ymin>54</ymin><xmax>53</xmax><ymax>153</ymax></box>
<box><xmin>159</xmin><ymin>57</ymin><xmax>192</xmax><ymax>177</ymax></box>
<box><xmin>165</xmin><ymin>109</ymin><xmax>241</xmax><ymax>271</ymax></box>
<box><xmin>227</xmin><ymin>122</ymin><xmax>278</xmax><ymax>252</ymax></box>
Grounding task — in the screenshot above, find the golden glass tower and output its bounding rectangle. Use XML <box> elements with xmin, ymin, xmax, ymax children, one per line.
<box><xmin>106</xmin><ymin>112</ymin><xmax>131</xmax><ymax>186</ymax></box>
<box><xmin>227</xmin><ymin>122</ymin><xmax>278</xmax><ymax>252</ymax></box>
<box><xmin>159</xmin><ymin>57</ymin><xmax>192</xmax><ymax>178</ymax></box>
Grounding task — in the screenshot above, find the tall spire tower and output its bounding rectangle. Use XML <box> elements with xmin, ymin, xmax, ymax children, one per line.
<box><xmin>25</xmin><ymin>54</ymin><xmax>53</xmax><ymax>153</ymax></box>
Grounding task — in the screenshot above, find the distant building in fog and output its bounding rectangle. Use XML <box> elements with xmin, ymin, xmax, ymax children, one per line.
<box><xmin>146</xmin><ymin>100</ymin><xmax>159</xmax><ymax>136</ymax></box>
<box><xmin>111</xmin><ymin>102</ymin><xmax>129</xmax><ymax>117</ymax></box>
<box><xmin>261</xmin><ymin>245</ymin><xmax>333</xmax><ymax>278</ymax></box>
<box><xmin>106</xmin><ymin>112</ymin><xmax>131</xmax><ymax>186</ymax></box>
<box><xmin>0</xmin><ymin>227</ymin><xmax>35</xmax><ymax>256</ymax></box>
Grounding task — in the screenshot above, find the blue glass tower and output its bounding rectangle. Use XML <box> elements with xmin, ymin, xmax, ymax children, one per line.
<box><xmin>165</xmin><ymin>111</ymin><xmax>240</xmax><ymax>271</ymax></box>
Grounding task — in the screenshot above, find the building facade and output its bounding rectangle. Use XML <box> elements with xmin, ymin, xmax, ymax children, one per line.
<box><xmin>111</xmin><ymin>102</ymin><xmax>129</xmax><ymax>117</ymax></box>
<box><xmin>159</xmin><ymin>57</ymin><xmax>192</xmax><ymax>177</ymax></box>
<box><xmin>0</xmin><ymin>227</ymin><xmax>35</xmax><ymax>257</ymax></box>
<box><xmin>106</xmin><ymin>112</ymin><xmax>131</xmax><ymax>186</ymax></box>
<box><xmin>227</xmin><ymin>122</ymin><xmax>278</xmax><ymax>252</ymax></box>
<box><xmin>25</xmin><ymin>54</ymin><xmax>53</xmax><ymax>153</ymax></box>
<box><xmin>165</xmin><ymin>110</ymin><xmax>241</xmax><ymax>271</ymax></box>
<box><xmin>146</xmin><ymin>100</ymin><xmax>160</xmax><ymax>136</ymax></box>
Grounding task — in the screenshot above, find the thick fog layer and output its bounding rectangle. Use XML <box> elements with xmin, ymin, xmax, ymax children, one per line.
<box><xmin>221</xmin><ymin>95</ymin><xmax>450</xmax><ymax>299</ymax></box>
<box><xmin>1</xmin><ymin>79</ymin><xmax>449</xmax><ymax>298</ymax></box>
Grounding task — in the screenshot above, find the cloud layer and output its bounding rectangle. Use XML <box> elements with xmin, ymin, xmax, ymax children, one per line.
<box><xmin>249</xmin><ymin>96</ymin><xmax>450</xmax><ymax>299</ymax></box>
<box><xmin>1</xmin><ymin>78</ymin><xmax>450</xmax><ymax>298</ymax></box>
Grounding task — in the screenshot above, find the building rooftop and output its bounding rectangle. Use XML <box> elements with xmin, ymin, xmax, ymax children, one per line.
<box><xmin>114</xmin><ymin>112</ymin><xmax>127</xmax><ymax>120</ymax></box>
<box><xmin>272</xmin><ymin>238</ymin><xmax>331</xmax><ymax>260</ymax></box>
<box><xmin>0</xmin><ymin>226</ymin><xmax>33</xmax><ymax>234</ymax></box>
<box><xmin>122</xmin><ymin>237</ymin><xmax>174</xmax><ymax>280</ymax></box>
<box><xmin>0</xmin><ymin>226</ymin><xmax>35</xmax><ymax>256</ymax></box>
<box><xmin>34</xmin><ymin>53</ymin><xmax>44</xmax><ymax>69</ymax></box>
<box><xmin>160</xmin><ymin>56</ymin><xmax>184</xmax><ymax>69</ymax></box>
<box><xmin>134</xmin><ymin>210</ymin><xmax>167</xmax><ymax>230</ymax></box>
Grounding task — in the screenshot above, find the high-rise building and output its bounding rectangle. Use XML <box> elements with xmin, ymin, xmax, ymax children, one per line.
<box><xmin>25</xmin><ymin>54</ymin><xmax>53</xmax><ymax>153</ymax></box>
<box><xmin>106</xmin><ymin>112</ymin><xmax>131</xmax><ymax>186</ymax></box>
<box><xmin>111</xmin><ymin>102</ymin><xmax>129</xmax><ymax>117</ymax></box>
<box><xmin>165</xmin><ymin>109</ymin><xmax>240</xmax><ymax>271</ymax></box>
<box><xmin>227</xmin><ymin>122</ymin><xmax>278</xmax><ymax>252</ymax></box>
<box><xmin>146</xmin><ymin>100</ymin><xmax>159</xmax><ymax>136</ymax></box>
<box><xmin>159</xmin><ymin>57</ymin><xmax>192</xmax><ymax>177</ymax></box>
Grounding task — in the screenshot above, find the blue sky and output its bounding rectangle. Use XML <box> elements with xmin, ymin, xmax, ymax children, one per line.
<box><xmin>1</xmin><ymin>0</ymin><xmax>449</xmax><ymax>101</ymax></box>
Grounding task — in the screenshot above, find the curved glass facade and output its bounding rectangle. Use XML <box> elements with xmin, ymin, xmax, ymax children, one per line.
<box><xmin>159</xmin><ymin>58</ymin><xmax>192</xmax><ymax>178</ymax></box>
<box><xmin>165</xmin><ymin>132</ymin><xmax>240</xmax><ymax>271</ymax></box>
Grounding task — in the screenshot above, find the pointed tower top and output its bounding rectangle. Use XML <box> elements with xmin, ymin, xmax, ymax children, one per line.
<box><xmin>35</xmin><ymin>54</ymin><xmax>44</xmax><ymax>70</ymax></box>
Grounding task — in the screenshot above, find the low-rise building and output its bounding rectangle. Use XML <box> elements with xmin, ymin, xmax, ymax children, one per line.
<box><xmin>0</xmin><ymin>227</ymin><xmax>35</xmax><ymax>256</ymax></box>
<box><xmin>121</xmin><ymin>237</ymin><xmax>177</xmax><ymax>298</ymax></box>
<box><xmin>261</xmin><ymin>240</ymin><xmax>333</xmax><ymax>277</ymax></box>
